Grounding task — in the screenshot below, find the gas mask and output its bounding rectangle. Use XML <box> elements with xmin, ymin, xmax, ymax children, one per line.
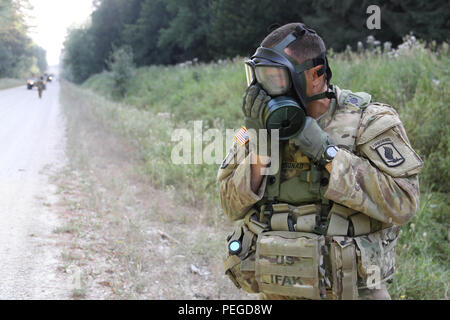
<box><xmin>244</xmin><ymin>25</ymin><xmax>334</xmax><ymax>140</ymax></box>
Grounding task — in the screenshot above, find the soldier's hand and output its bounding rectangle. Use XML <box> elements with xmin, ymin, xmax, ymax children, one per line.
<box><xmin>242</xmin><ymin>84</ymin><xmax>270</xmax><ymax>131</ymax></box>
<box><xmin>292</xmin><ymin>117</ymin><xmax>333</xmax><ymax>164</ymax></box>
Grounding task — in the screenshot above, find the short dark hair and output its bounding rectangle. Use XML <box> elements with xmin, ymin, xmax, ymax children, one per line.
<box><xmin>261</xmin><ymin>23</ymin><xmax>326</xmax><ymax>63</ymax></box>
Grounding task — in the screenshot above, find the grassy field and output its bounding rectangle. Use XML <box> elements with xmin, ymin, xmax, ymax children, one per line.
<box><xmin>74</xmin><ymin>39</ymin><xmax>449</xmax><ymax>299</ymax></box>
<box><xmin>57</xmin><ymin>81</ymin><xmax>245</xmax><ymax>299</ymax></box>
<box><xmin>0</xmin><ymin>78</ymin><xmax>24</xmax><ymax>90</ymax></box>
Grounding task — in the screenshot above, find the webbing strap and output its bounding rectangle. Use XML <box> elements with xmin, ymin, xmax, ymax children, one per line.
<box><xmin>330</xmin><ymin>238</ymin><xmax>359</xmax><ymax>300</ymax></box>
<box><xmin>259</xmin><ymin>283</ymin><xmax>317</xmax><ymax>299</ymax></box>
<box><xmin>295</xmin><ymin>214</ymin><xmax>316</xmax><ymax>233</ymax></box>
<box><xmin>350</xmin><ymin>213</ymin><xmax>371</xmax><ymax>236</ymax></box>
<box><xmin>239</xmin><ymin>225</ymin><xmax>254</xmax><ymax>259</ymax></box>
<box><xmin>264</xmin><ymin>143</ymin><xmax>281</xmax><ymax>199</ymax></box>
<box><xmin>272</xmin><ymin>33</ymin><xmax>297</xmax><ymax>52</ymax></box>
<box><xmin>341</xmin><ymin>245</ymin><xmax>358</xmax><ymax>300</ymax></box>
<box><xmin>258</xmin><ymin>263</ymin><xmax>316</xmax><ymax>278</ymax></box>
<box><xmin>258</xmin><ymin>242</ymin><xmax>315</xmax><ymax>258</ymax></box>
<box><xmin>228</xmin><ymin>224</ymin><xmax>243</xmax><ymax>243</ymax></box>
<box><xmin>262</xmin><ymin>140</ymin><xmax>282</xmax><ymax>221</ymax></box>
<box><xmin>223</xmin><ymin>254</ymin><xmax>241</xmax><ymax>272</ymax></box>
<box><xmin>245</xmin><ymin>210</ymin><xmax>269</xmax><ymax>235</ymax></box>
<box><xmin>326</xmin><ymin>213</ymin><xmax>349</xmax><ymax>236</ymax></box>
<box><xmin>270</xmin><ymin>213</ymin><xmax>291</xmax><ymax>231</ymax></box>
<box><xmin>306</xmin><ymin>90</ymin><xmax>336</xmax><ymax>103</ymax></box>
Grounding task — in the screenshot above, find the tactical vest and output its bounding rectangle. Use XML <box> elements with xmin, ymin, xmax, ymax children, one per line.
<box><xmin>253</xmin><ymin>86</ymin><xmax>381</xmax><ymax>236</ymax></box>
<box><xmin>225</xmin><ymin>87</ymin><xmax>399</xmax><ymax>300</ymax></box>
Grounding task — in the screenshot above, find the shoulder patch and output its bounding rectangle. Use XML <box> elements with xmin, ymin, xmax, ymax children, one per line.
<box><xmin>359</xmin><ymin>127</ymin><xmax>423</xmax><ymax>177</ymax></box>
<box><xmin>344</xmin><ymin>93</ymin><xmax>363</xmax><ymax>108</ymax></box>
<box><xmin>338</xmin><ymin>89</ymin><xmax>372</xmax><ymax>110</ymax></box>
<box><xmin>234</xmin><ymin>126</ymin><xmax>249</xmax><ymax>146</ymax></box>
<box><xmin>373</xmin><ymin>139</ymin><xmax>405</xmax><ymax>167</ymax></box>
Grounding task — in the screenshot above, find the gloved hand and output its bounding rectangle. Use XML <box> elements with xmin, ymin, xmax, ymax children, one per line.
<box><xmin>291</xmin><ymin>116</ymin><xmax>333</xmax><ymax>164</ymax></box>
<box><xmin>242</xmin><ymin>84</ymin><xmax>271</xmax><ymax>131</ymax></box>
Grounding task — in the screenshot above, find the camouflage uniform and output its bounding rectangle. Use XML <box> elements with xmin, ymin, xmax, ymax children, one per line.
<box><xmin>218</xmin><ymin>85</ymin><xmax>423</xmax><ymax>300</ymax></box>
<box><xmin>36</xmin><ymin>78</ymin><xmax>44</xmax><ymax>99</ymax></box>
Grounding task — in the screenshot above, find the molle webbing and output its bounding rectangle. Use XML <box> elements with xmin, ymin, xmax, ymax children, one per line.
<box><xmin>260</xmin><ymin>141</ymin><xmax>282</xmax><ymax>221</ymax></box>
<box><xmin>330</xmin><ymin>237</ymin><xmax>358</xmax><ymax>299</ymax></box>
<box><xmin>255</xmin><ymin>231</ymin><xmax>324</xmax><ymax>299</ymax></box>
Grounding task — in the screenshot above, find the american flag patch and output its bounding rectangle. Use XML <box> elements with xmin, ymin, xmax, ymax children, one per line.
<box><xmin>234</xmin><ymin>126</ymin><xmax>249</xmax><ymax>146</ymax></box>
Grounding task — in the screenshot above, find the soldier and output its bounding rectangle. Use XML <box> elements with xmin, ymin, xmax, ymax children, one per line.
<box><xmin>36</xmin><ymin>76</ymin><xmax>45</xmax><ymax>99</ymax></box>
<box><xmin>218</xmin><ymin>23</ymin><xmax>423</xmax><ymax>300</ymax></box>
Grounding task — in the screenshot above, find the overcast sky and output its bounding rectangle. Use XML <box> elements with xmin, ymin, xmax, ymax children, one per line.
<box><xmin>27</xmin><ymin>0</ymin><xmax>94</xmax><ymax>66</ymax></box>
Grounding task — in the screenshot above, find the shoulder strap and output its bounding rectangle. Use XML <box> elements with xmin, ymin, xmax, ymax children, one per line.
<box><xmin>261</xmin><ymin>140</ymin><xmax>283</xmax><ymax>219</ymax></box>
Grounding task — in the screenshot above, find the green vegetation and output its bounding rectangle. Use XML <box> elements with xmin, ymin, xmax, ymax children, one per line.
<box><xmin>390</xmin><ymin>192</ymin><xmax>449</xmax><ymax>299</ymax></box>
<box><xmin>75</xmin><ymin>38</ymin><xmax>449</xmax><ymax>299</ymax></box>
<box><xmin>0</xmin><ymin>0</ymin><xmax>48</xmax><ymax>78</ymax></box>
<box><xmin>106</xmin><ymin>46</ymin><xmax>136</xmax><ymax>99</ymax></box>
<box><xmin>0</xmin><ymin>78</ymin><xmax>24</xmax><ymax>90</ymax></box>
<box><xmin>62</xmin><ymin>0</ymin><xmax>449</xmax><ymax>83</ymax></box>
<box><xmin>83</xmin><ymin>38</ymin><xmax>449</xmax><ymax>193</ymax></box>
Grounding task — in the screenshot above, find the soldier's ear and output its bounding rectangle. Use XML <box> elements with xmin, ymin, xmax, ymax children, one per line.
<box><xmin>312</xmin><ymin>65</ymin><xmax>325</xmax><ymax>81</ymax></box>
<box><xmin>306</xmin><ymin>65</ymin><xmax>325</xmax><ymax>88</ymax></box>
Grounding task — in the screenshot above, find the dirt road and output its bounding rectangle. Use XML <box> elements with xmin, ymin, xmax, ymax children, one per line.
<box><xmin>0</xmin><ymin>82</ymin><xmax>69</xmax><ymax>299</ymax></box>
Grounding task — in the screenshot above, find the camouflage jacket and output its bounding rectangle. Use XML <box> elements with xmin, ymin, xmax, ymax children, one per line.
<box><xmin>36</xmin><ymin>80</ymin><xmax>44</xmax><ymax>89</ymax></box>
<box><xmin>217</xmin><ymin>85</ymin><xmax>423</xmax><ymax>227</ymax></box>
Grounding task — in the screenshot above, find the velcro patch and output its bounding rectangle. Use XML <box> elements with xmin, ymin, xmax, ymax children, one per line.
<box><xmin>345</xmin><ymin>93</ymin><xmax>363</xmax><ymax>107</ymax></box>
<box><xmin>373</xmin><ymin>141</ymin><xmax>405</xmax><ymax>167</ymax></box>
<box><xmin>234</xmin><ymin>126</ymin><xmax>249</xmax><ymax>146</ymax></box>
<box><xmin>359</xmin><ymin>128</ymin><xmax>423</xmax><ymax>177</ymax></box>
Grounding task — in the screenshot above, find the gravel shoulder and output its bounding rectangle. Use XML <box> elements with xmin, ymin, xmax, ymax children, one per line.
<box><xmin>0</xmin><ymin>83</ymin><xmax>70</xmax><ymax>299</ymax></box>
<box><xmin>54</xmin><ymin>82</ymin><xmax>253</xmax><ymax>299</ymax></box>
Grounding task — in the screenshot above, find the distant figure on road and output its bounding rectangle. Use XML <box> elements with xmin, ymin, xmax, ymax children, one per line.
<box><xmin>36</xmin><ymin>76</ymin><xmax>45</xmax><ymax>99</ymax></box>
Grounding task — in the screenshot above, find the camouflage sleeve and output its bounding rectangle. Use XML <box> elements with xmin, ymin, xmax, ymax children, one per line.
<box><xmin>217</xmin><ymin>142</ymin><xmax>268</xmax><ymax>221</ymax></box>
<box><xmin>325</xmin><ymin>104</ymin><xmax>423</xmax><ymax>225</ymax></box>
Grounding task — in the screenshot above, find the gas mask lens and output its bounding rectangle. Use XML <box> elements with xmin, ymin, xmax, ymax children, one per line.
<box><xmin>255</xmin><ymin>66</ymin><xmax>291</xmax><ymax>96</ymax></box>
<box><xmin>244</xmin><ymin>62</ymin><xmax>255</xmax><ymax>86</ymax></box>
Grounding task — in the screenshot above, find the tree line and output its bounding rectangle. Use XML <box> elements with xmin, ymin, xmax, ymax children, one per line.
<box><xmin>63</xmin><ymin>0</ymin><xmax>449</xmax><ymax>84</ymax></box>
<box><xmin>0</xmin><ymin>0</ymin><xmax>48</xmax><ymax>78</ymax></box>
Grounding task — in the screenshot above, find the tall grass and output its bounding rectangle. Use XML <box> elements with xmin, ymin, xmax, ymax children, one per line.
<box><xmin>78</xmin><ymin>40</ymin><xmax>449</xmax><ymax>299</ymax></box>
<box><xmin>0</xmin><ymin>78</ymin><xmax>24</xmax><ymax>90</ymax></box>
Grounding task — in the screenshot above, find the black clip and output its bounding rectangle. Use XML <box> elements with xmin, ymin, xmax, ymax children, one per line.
<box><xmin>263</xmin><ymin>201</ymin><xmax>274</xmax><ymax>220</ymax></box>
